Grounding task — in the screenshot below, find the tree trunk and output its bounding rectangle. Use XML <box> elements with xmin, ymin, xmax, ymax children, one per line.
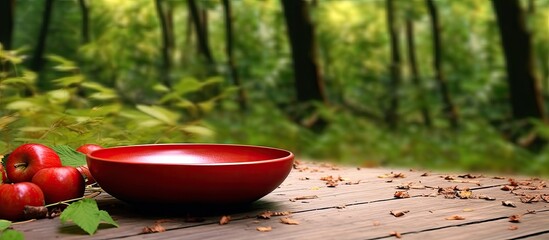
<box><xmin>280</xmin><ymin>0</ymin><xmax>326</xmax><ymax>104</ymax></box>
<box><xmin>78</xmin><ymin>0</ymin><xmax>90</xmax><ymax>43</ymax></box>
<box><xmin>31</xmin><ymin>0</ymin><xmax>54</xmax><ymax>85</ymax></box>
<box><xmin>187</xmin><ymin>0</ymin><xmax>214</xmax><ymax>65</ymax></box>
<box><xmin>0</xmin><ymin>0</ymin><xmax>15</xmax><ymax>50</ymax></box>
<box><xmin>425</xmin><ymin>0</ymin><xmax>459</xmax><ymax>129</ymax></box>
<box><xmin>406</xmin><ymin>17</ymin><xmax>431</xmax><ymax>127</ymax></box>
<box><xmin>155</xmin><ymin>0</ymin><xmax>174</xmax><ymax>87</ymax></box>
<box><xmin>385</xmin><ymin>0</ymin><xmax>402</xmax><ymax>129</ymax></box>
<box><xmin>492</xmin><ymin>0</ymin><xmax>546</xmax><ymax>148</ymax></box>
<box><xmin>222</xmin><ymin>0</ymin><xmax>247</xmax><ymax>111</ymax></box>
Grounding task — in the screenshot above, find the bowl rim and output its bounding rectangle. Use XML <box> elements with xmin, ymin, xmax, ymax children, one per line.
<box><xmin>87</xmin><ymin>143</ymin><xmax>294</xmax><ymax>166</ymax></box>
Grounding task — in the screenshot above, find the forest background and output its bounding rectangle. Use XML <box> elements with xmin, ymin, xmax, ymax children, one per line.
<box><xmin>1</xmin><ymin>0</ymin><xmax>549</xmax><ymax>176</ymax></box>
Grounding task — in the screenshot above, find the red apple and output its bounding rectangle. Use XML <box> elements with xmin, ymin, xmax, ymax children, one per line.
<box><xmin>6</xmin><ymin>144</ymin><xmax>62</xmax><ymax>183</ymax></box>
<box><xmin>76</xmin><ymin>165</ymin><xmax>96</xmax><ymax>185</ymax></box>
<box><xmin>76</xmin><ymin>144</ymin><xmax>103</xmax><ymax>155</ymax></box>
<box><xmin>0</xmin><ymin>163</ymin><xmax>8</xmax><ymax>184</ymax></box>
<box><xmin>31</xmin><ymin>167</ymin><xmax>85</xmax><ymax>204</ymax></box>
<box><xmin>0</xmin><ymin>182</ymin><xmax>45</xmax><ymax>221</ymax></box>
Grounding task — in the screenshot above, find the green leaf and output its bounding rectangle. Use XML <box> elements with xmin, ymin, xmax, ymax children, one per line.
<box><xmin>51</xmin><ymin>145</ymin><xmax>87</xmax><ymax>167</ymax></box>
<box><xmin>136</xmin><ymin>105</ymin><xmax>180</xmax><ymax>125</ymax></box>
<box><xmin>0</xmin><ymin>230</ymin><xmax>24</xmax><ymax>240</ymax></box>
<box><xmin>0</xmin><ymin>220</ymin><xmax>11</xmax><ymax>231</ymax></box>
<box><xmin>60</xmin><ymin>199</ymin><xmax>118</xmax><ymax>235</ymax></box>
<box><xmin>52</xmin><ymin>75</ymin><xmax>85</xmax><ymax>87</ymax></box>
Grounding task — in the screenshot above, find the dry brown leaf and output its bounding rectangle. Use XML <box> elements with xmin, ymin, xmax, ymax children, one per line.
<box><xmin>280</xmin><ymin>217</ymin><xmax>299</xmax><ymax>225</ymax></box>
<box><xmin>257</xmin><ymin>211</ymin><xmax>291</xmax><ymax>219</ymax></box>
<box><xmin>378</xmin><ymin>172</ymin><xmax>406</xmax><ymax>178</ymax></box>
<box><xmin>520</xmin><ymin>194</ymin><xmax>541</xmax><ymax>203</ymax></box>
<box><xmin>457</xmin><ymin>190</ymin><xmax>474</xmax><ymax>199</ymax></box>
<box><xmin>478</xmin><ymin>195</ymin><xmax>496</xmax><ymax>201</ymax></box>
<box><xmin>501</xmin><ymin>185</ymin><xmax>515</xmax><ymax>191</ymax></box>
<box><xmin>394</xmin><ymin>191</ymin><xmax>410</xmax><ymax>198</ymax></box>
<box><xmin>290</xmin><ymin>195</ymin><xmax>318</xmax><ymax>202</ymax></box>
<box><xmin>142</xmin><ymin>223</ymin><xmax>166</xmax><ymax>234</ymax></box>
<box><xmin>508</xmin><ymin>225</ymin><xmax>519</xmax><ymax>230</ymax></box>
<box><xmin>389</xmin><ymin>231</ymin><xmax>402</xmax><ymax>238</ymax></box>
<box><xmin>390</xmin><ymin>210</ymin><xmax>409</xmax><ymax>217</ymax></box>
<box><xmin>326</xmin><ymin>180</ymin><xmax>339</xmax><ymax>188</ymax></box>
<box><xmin>502</xmin><ymin>200</ymin><xmax>517</xmax><ymax>208</ymax></box>
<box><xmin>219</xmin><ymin>215</ymin><xmax>231</xmax><ymax>225</ymax></box>
<box><xmin>445</xmin><ymin>215</ymin><xmax>466</xmax><ymax>220</ymax></box>
<box><xmin>444</xmin><ymin>175</ymin><xmax>455</xmax><ymax>180</ymax></box>
<box><xmin>542</xmin><ymin>195</ymin><xmax>549</xmax><ymax>203</ymax></box>
<box><xmin>458</xmin><ymin>173</ymin><xmax>483</xmax><ymax>179</ymax></box>
<box><xmin>509</xmin><ymin>214</ymin><xmax>521</xmax><ymax>223</ymax></box>
<box><xmin>421</xmin><ymin>172</ymin><xmax>430</xmax><ymax>177</ymax></box>
<box><xmin>256</xmin><ymin>226</ymin><xmax>272</xmax><ymax>232</ymax></box>
<box><xmin>23</xmin><ymin>205</ymin><xmax>48</xmax><ymax>220</ymax></box>
<box><xmin>493</xmin><ymin>176</ymin><xmax>506</xmax><ymax>180</ymax></box>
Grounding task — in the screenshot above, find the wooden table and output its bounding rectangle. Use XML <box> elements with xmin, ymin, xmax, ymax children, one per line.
<box><xmin>11</xmin><ymin>160</ymin><xmax>549</xmax><ymax>239</ymax></box>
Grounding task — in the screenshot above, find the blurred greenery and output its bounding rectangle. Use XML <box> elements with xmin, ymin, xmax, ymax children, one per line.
<box><xmin>2</xmin><ymin>0</ymin><xmax>549</xmax><ymax>176</ymax></box>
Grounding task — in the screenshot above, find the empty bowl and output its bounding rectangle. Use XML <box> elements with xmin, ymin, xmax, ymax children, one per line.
<box><xmin>86</xmin><ymin>144</ymin><xmax>294</xmax><ymax>205</ymax></box>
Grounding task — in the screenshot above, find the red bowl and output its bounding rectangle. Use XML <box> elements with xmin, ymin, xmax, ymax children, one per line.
<box><xmin>86</xmin><ymin>144</ymin><xmax>294</xmax><ymax>205</ymax></box>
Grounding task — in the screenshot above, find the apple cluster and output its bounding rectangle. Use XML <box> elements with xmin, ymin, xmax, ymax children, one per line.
<box><xmin>0</xmin><ymin>143</ymin><xmax>103</xmax><ymax>221</ymax></box>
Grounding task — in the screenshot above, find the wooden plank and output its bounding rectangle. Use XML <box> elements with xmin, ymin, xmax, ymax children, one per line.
<box><xmin>9</xmin><ymin>161</ymin><xmax>549</xmax><ymax>239</ymax></box>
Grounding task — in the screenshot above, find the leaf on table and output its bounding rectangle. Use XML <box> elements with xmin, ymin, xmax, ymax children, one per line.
<box><xmin>256</xmin><ymin>226</ymin><xmax>272</xmax><ymax>232</ymax></box>
<box><xmin>421</xmin><ymin>172</ymin><xmax>430</xmax><ymax>177</ymax></box>
<box><xmin>450</xmin><ymin>180</ymin><xmax>481</xmax><ymax>186</ymax></box>
<box><xmin>257</xmin><ymin>211</ymin><xmax>291</xmax><ymax>219</ymax></box>
<box><xmin>438</xmin><ymin>186</ymin><xmax>458</xmax><ymax>199</ymax></box>
<box><xmin>390</xmin><ymin>210</ymin><xmax>409</xmax><ymax>217</ymax></box>
<box><xmin>493</xmin><ymin>176</ymin><xmax>506</xmax><ymax>180</ymax></box>
<box><xmin>501</xmin><ymin>185</ymin><xmax>515</xmax><ymax>191</ymax></box>
<box><xmin>378</xmin><ymin>172</ymin><xmax>406</xmax><ymax>178</ymax></box>
<box><xmin>0</xmin><ymin>220</ymin><xmax>11</xmax><ymax>231</ymax></box>
<box><xmin>290</xmin><ymin>195</ymin><xmax>318</xmax><ymax>202</ymax></box>
<box><xmin>394</xmin><ymin>191</ymin><xmax>410</xmax><ymax>198</ymax></box>
<box><xmin>502</xmin><ymin>201</ymin><xmax>517</xmax><ymax>208</ymax></box>
<box><xmin>389</xmin><ymin>231</ymin><xmax>402</xmax><ymax>238</ymax></box>
<box><xmin>458</xmin><ymin>173</ymin><xmax>483</xmax><ymax>179</ymax></box>
<box><xmin>443</xmin><ymin>175</ymin><xmax>455</xmax><ymax>180</ymax></box>
<box><xmin>508</xmin><ymin>225</ymin><xmax>519</xmax><ymax>230</ymax></box>
<box><xmin>509</xmin><ymin>214</ymin><xmax>521</xmax><ymax>223</ymax></box>
<box><xmin>542</xmin><ymin>195</ymin><xmax>549</xmax><ymax>203</ymax></box>
<box><xmin>520</xmin><ymin>194</ymin><xmax>541</xmax><ymax>203</ymax></box>
<box><xmin>457</xmin><ymin>189</ymin><xmax>474</xmax><ymax>199</ymax></box>
<box><xmin>60</xmin><ymin>198</ymin><xmax>119</xmax><ymax>235</ymax></box>
<box><xmin>280</xmin><ymin>217</ymin><xmax>299</xmax><ymax>225</ymax></box>
<box><xmin>23</xmin><ymin>205</ymin><xmax>48</xmax><ymax>220</ymax></box>
<box><xmin>219</xmin><ymin>215</ymin><xmax>231</xmax><ymax>225</ymax></box>
<box><xmin>445</xmin><ymin>215</ymin><xmax>465</xmax><ymax>220</ymax></box>
<box><xmin>478</xmin><ymin>195</ymin><xmax>496</xmax><ymax>201</ymax></box>
<box><xmin>142</xmin><ymin>223</ymin><xmax>166</xmax><ymax>234</ymax></box>
<box><xmin>0</xmin><ymin>229</ymin><xmax>24</xmax><ymax>240</ymax></box>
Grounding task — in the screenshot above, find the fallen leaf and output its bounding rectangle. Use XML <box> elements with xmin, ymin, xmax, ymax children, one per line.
<box><xmin>390</xmin><ymin>210</ymin><xmax>409</xmax><ymax>217</ymax></box>
<box><xmin>444</xmin><ymin>175</ymin><xmax>455</xmax><ymax>180</ymax></box>
<box><xmin>501</xmin><ymin>185</ymin><xmax>515</xmax><ymax>191</ymax></box>
<box><xmin>219</xmin><ymin>215</ymin><xmax>231</xmax><ymax>225</ymax></box>
<box><xmin>458</xmin><ymin>173</ymin><xmax>483</xmax><ymax>179</ymax></box>
<box><xmin>378</xmin><ymin>172</ymin><xmax>406</xmax><ymax>178</ymax></box>
<box><xmin>508</xmin><ymin>225</ymin><xmax>519</xmax><ymax>230</ymax></box>
<box><xmin>280</xmin><ymin>217</ymin><xmax>299</xmax><ymax>225</ymax></box>
<box><xmin>542</xmin><ymin>195</ymin><xmax>549</xmax><ymax>203</ymax></box>
<box><xmin>421</xmin><ymin>172</ymin><xmax>430</xmax><ymax>177</ymax></box>
<box><xmin>502</xmin><ymin>201</ymin><xmax>517</xmax><ymax>208</ymax></box>
<box><xmin>520</xmin><ymin>194</ymin><xmax>541</xmax><ymax>203</ymax></box>
<box><xmin>389</xmin><ymin>231</ymin><xmax>402</xmax><ymax>238</ymax></box>
<box><xmin>256</xmin><ymin>226</ymin><xmax>272</xmax><ymax>232</ymax></box>
<box><xmin>394</xmin><ymin>191</ymin><xmax>410</xmax><ymax>198</ymax></box>
<box><xmin>257</xmin><ymin>211</ymin><xmax>291</xmax><ymax>219</ymax></box>
<box><xmin>457</xmin><ymin>190</ymin><xmax>474</xmax><ymax>199</ymax></box>
<box><xmin>290</xmin><ymin>195</ymin><xmax>318</xmax><ymax>202</ymax></box>
<box><xmin>493</xmin><ymin>176</ymin><xmax>506</xmax><ymax>180</ymax></box>
<box><xmin>509</xmin><ymin>214</ymin><xmax>521</xmax><ymax>223</ymax></box>
<box><xmin>478</xmin><ymin>195</ymin><xmax>496</xmax><ymax>201</ymax></box>
<box><xmin>142</xmin><ymin>223</ymin><xmax>166</xmax><ymax>234</ymax></box>
<box><xmin>445</xmin><ymin>215</ymin><xmax>465</xmax><ymax>220</ymax></box>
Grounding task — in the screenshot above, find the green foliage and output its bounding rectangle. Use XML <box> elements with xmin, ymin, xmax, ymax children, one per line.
<box><xmin>51</xmin><ymin>145</ymin><xmax>87</xmax><ymax>167</ymax></box>
<box><xmin>60</xmin><ymin>198</ymin><xmax>118</xmax><ymax>235</ymax></box>
<box><xmin>0</xmin><ymin>220</ymin><xmax>24</xmax><ymax>240</ymax></box>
